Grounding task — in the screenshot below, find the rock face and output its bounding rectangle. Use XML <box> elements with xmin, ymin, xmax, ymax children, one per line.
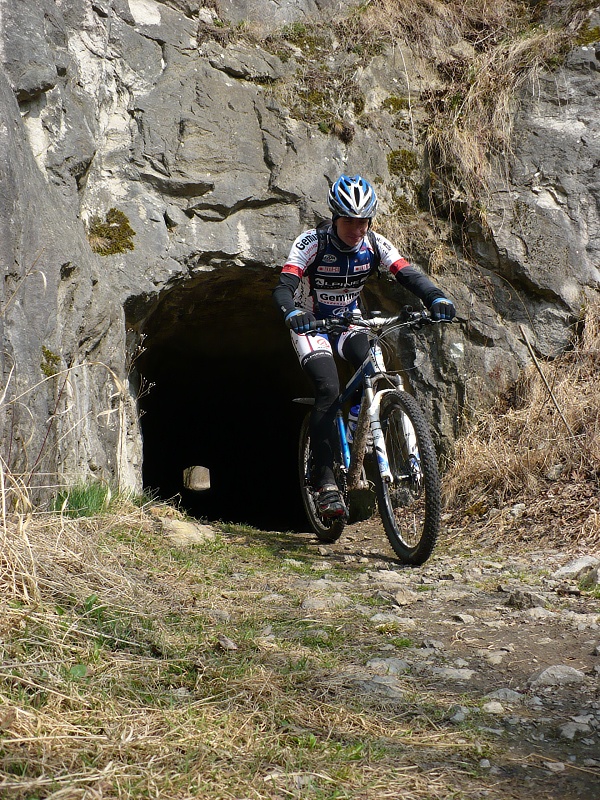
<box><xmin>0</xmin><ymin>1</ymin><xmax>598</xmax><ymax>517</ymax></box>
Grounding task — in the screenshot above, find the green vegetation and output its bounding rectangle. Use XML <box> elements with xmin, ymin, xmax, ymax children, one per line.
<box><xmin>390</xmin><ymin>193</ymin><xmax>418</xmax><ymax>219</ymax></box>
<box><xmin>264</xmin><ymin>16</ymin><xmax>369</xmax><ymax>142</ymax></box>
<box><xmin>51</xmin><ymin>482</ymin><xmax>150</xmax><ymax>518</ymax></box>
<box><xmin>388</xmin><ymin>148</ymin><xmax>419</xmax><ymax>176</ymax></box>
<box><xmin>40</xmin><ymin>345</ymin><xmax>61</xmax><ymax>378</ymax></box>
<box><xmin>280</xmin><ymin>21</ymin><xmax>327</xmax><ymax>53</ymax></box>
<box><xmin>390</xmin><ymin>636</ymin><xmax>414</xmax><ymax>648</ymax></box>
<box><xmin>575</xmin><ymin>21</ymin><xmax>600</xmax><ymax>45</ymax></box>
<box><xmin>382</xmin><ymin>95</ymin><xmax>410</xmax><ymax>113</ymax></box>
<box><xmin>202</xmin><ymin>1</ymin><xmax>586</xmax><ymax>229</ymax></box>
<box><xmin>287</xmin><ymin>62</ymin><xmax>363</xmax><ymax>142</ymax></box>
<box><xmin>52</xmin><ymin>481</ymin><xmax>113</xmax><ymax>516</ymax></box>
<box><xmin>263</xmin><ymin>0</ymin><xmax>583</xmax><ymax>231</ymax></box>
<box><xmin>87</xmin><ymin>207</ymin><xmax>136</xmax><ymax>255</ymax></box>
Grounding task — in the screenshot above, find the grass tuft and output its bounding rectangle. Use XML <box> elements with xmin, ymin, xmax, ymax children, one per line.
<box><xmin>52</xmin><ymin>481</ymin><xmax>113</xmax><ymax>517</ymax></box>
<box><xmin>87</xmin><ymin>207</ymin><xmax>136</xmax><ymax>255</ymax></box>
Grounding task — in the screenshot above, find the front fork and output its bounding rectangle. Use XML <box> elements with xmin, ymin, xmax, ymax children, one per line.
<box><xmin>365</xmin><ymin>378</ymin><xmax>420</xmax><ymax>485</ymax></box>
<box><xmin>366</xmin><ymin>384</ymin><xmax>392</xmax><ymax>482</ymax></box>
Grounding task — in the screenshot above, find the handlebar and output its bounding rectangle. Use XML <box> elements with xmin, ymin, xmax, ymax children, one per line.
<box><xmin>308</xmin><ymin>307</ymin><xmax>448</xmax><ymax>334</ymax></box>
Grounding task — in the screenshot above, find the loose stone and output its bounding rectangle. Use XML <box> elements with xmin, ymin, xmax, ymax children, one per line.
<box><xmin>430</xmin><ymin>667</ymin><xmax>476</xmax><ymax>681</ymax></box>
<box><xmin>552</xmin><ymin>556</ymin><xmax>600</xmax><ymax>579</ymax></box>
<box><xmin>482</xmin><ymin>701</ymin><xmax>505</xmax><ymax>714</ymax></box>
<box><xmin>529</xmin><ymin>665</ymin><xmax>587</xmax><ymax>688</ymax></box>
<box><xmin>558</xmin><ymin>721</ymin><xmax>593</xmax><ymax>740</ymax></box>
<box><xmin>366</xmin><ymin>657</ymin><xmax>410</xmax><ymax>675</ymax></box>
<box><xmin>485</xmin><ymin>688</ymin><xmax>524</xmax><ymax>704</ymax></box>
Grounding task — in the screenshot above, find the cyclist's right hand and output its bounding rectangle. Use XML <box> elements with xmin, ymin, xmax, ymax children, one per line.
<box><xmin>285</xmin><ymin>309</ymin><xmax>316</xmax><ymax>334</ymax></box>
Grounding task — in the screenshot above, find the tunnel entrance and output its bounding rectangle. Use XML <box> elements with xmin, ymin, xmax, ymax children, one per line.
<box><xmin>130</xmin><ymin>265</ymin><xmax>311</xmax><ymax>531</ymax></box>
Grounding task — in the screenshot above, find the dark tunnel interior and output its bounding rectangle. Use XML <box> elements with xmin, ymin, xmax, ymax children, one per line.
<box><xmin>131</xmin><ymin>266</ymin><xmax>313</xmax><ymax>531</ymax></box>
<box><xmin>129</xmin><ymin>264</ymin><xmax>402</xmax><ymax>531</ymax></box>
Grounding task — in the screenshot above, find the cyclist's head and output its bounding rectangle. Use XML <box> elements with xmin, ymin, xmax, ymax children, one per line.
<box><xmin>327</xmin><ymin>174</ymin><xmax>378</xmax><ymax>220</ymax></box>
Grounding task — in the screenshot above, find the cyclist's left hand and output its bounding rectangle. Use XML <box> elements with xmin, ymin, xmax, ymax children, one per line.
<box><xmin>430</xmin><ymin>297</ymin><xmax>455</xmax><ymax>321</ymax></box>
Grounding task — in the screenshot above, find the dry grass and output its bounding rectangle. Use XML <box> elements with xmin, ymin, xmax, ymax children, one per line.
<box><xmin>444</xmin><ymin>299</ymin><xmax>600</xmax><ymax>548</ymax></box>
<box><xmin>1</xmin><ymin>325</ymin><xmax>599</xmax><ymax>796</ymax></box>
<box><xmin>353</xmin><ymin>0</ymin><xmax>575</xmax><ymax>220</ymax></box>
<box><xmin>263</xmin><ymin>0</ymin><xmax>582</xmax><ymax>232</ymax></box>
<box><xmin>423</xmin><ymin>26</ymin><xmax>571</xmax><ymax>220</ymax></box>
<box><xmin>0</xmin><ymin>507</ymin><xmax>507</xmax><ymax>799</ymax></box>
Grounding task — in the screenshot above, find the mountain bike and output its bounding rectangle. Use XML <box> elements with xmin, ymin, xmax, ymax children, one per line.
<box><xmin>296</xmin><ymin>309</ymin><xmax>446</xmax><ymax>566</ymax></box>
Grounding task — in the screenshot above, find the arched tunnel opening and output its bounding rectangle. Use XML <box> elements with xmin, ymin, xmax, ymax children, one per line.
<box><xmin>128</xmin><ymin>264</ymin><xmax>403</xmax><ymax>532</ymax></box>
<box><xmin>129</xmin><ymin>265</ymin><xmax>313</xmax><ymax>531</ymax></box>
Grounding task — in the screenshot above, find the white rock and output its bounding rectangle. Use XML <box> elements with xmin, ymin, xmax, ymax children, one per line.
<box><xmin>369</xmin><ymin>569</ymin><xmax>406</xmax><ymax>583</ymax></box>
<box><xmin>352</xmin><ymin>675</ymin><xmax>404</xmax><ymax>699</ymax></box>
<box><xmin>482</xmin><ymin>701</ymin><xmax>505</xmax><ymax>714</ymax></box>
<box><xmin>524</xmin><ymin>606</ymin><xmax>555</xmax><ymax>620</ymax></box>
<box><xmin>301</xmin><ymin>593</ymin><xmax>351</xmax><ymax>610</ymax></box>
<box><xmin>369</xmin><ymin>613</ymin><xmax>417</xmax><ymax>629</ymax></box>
<box><xmin>431</xmin><ymin>667</ymin><xmax>476</xmax><ymax>681</ymax></box>
<box><xmin>452</xmin><ymin>613</ymin><xmax>475</xmax><ymax>624</ymax></box>
<box><xmin>485</xmin><ymin>688</ymin><xmax>524</xmax><ymax>704</ymax></box>
<box><xmin>481</xmin><ymin>650</ymin><xmax>506</xmax><ymax>665</ymax></box>
<box><xmin>544</xmin><ymin>761</ymin><xmax>566</xmax><ymax>773</ymax></box>
<box><xmin>162</xmin><ymin>518</ymin><xmax>216</xmax><ymax>545</ymax></box>
<box><xmin>393</xmin><ymin>587</ymin><xmax>420</xmax><ymax>606</ymax></box>
<box><xmin>552</xmin><ymin>556</ymin><xmax>599</xmax><ymax>579</ymax></box>
<box><xmin>366</xmin><ymin>657</ymin><xmax>410</xmax><ymax>675</ymax></box>
<box><xmin>529</xmin><ymin>665</ymin><xmax>587</xmax><ymax>687</ymax></box>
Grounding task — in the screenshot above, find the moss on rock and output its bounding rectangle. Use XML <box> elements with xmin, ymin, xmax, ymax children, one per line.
<box><xmin>388</xmin><ymin>149</ymin><xmax>419</xmax><ymax>176</ymax></box>
<box><xmin>88</xmin><ymin>208</ymin><xmax>136</xmax><ymax>256</ymax></box>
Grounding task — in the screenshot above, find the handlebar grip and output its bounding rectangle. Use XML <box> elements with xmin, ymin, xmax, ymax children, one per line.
<box><xmin>308</xmin><ymin>319</ymin><xmax>330</xmax><ymax>331</ymax></box>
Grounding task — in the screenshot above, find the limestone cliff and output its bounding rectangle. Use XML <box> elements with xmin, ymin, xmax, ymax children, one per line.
<box><xmin>0</xmin><ymin>0</ymin><xmax>598</xmax><ymax>522</ymax></box>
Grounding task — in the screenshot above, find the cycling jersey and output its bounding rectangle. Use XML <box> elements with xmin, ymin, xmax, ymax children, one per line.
<box><xmin>273</xmin><ymin>224</ymin><xmax>445</xmax><ymax>320</ymax></box>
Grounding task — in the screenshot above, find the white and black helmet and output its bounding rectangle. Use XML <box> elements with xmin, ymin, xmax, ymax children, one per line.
<box><xmin>327</xmin><ymin>174</ymin><xmax>378</xmax><ymax>219</ymax></box>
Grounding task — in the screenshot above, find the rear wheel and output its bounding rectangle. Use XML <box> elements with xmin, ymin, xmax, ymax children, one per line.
<box><xmin>298</xmin><ymin>414</ymin><xmax>346</xmax><ymax>543</ymax></box>
<box><xmin>373</xmin><ymin>391</ymin><xmax>441</xmax><ymax>565</ymax></box>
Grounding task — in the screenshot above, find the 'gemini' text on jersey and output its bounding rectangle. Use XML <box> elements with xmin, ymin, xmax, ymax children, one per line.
<box><xmin>295</xmin><ymin>233</ymin><xmax>318</xmax><ymax>251</ymax></box>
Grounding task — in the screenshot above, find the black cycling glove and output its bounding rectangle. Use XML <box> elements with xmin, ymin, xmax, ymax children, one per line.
<box><xmin>430</xmin><ymin>297</ymin><xmax>455</xmax><ymax>321</ymax></box>
<box><xmin>285</xmin><ymin>309</ymin><xmax>316</xmax><ymax>334</ymax></box>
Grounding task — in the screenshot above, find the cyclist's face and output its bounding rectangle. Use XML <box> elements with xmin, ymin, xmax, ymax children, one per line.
<box><xmin>336</xmin><ymin>217</ymin><xmax>369</xmax><ymax>247</ymax></box>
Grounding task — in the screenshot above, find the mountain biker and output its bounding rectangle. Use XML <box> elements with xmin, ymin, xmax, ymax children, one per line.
<box><xmin>273</xmin><ymin>174</ymin><xmax>455</xmax><ymax>519</ymax></box>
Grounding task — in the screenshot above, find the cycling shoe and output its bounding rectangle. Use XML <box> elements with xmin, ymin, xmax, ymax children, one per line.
<box><xmin>317</xmin><ymin>485</ymin><xmax>348</xmax><ymax>519</ymax></box>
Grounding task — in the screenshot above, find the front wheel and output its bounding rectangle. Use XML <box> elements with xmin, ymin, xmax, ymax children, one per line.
<box><xmin>373</xmin><ymin>391</ymin><xmax>441</xmax><ymax>565</ymax></box>
<box><xmin>298</xmin><ymin>414</ymin><xmax>346</xmax><ymax>543</ymax></box>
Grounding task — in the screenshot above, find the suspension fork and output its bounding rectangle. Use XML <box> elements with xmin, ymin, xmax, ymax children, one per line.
<box><xmin>364</xmin><ymin>376</ymin><xmax>393</xmax><ymax>483</ymax></box>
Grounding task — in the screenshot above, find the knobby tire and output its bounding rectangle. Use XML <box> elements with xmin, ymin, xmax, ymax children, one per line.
<box><xmin>373</xmin><ymin>391</ymin><xmax>441</xmax><ymax>565</ymax></box>
<box><xmin>298</xmin><ymin>414</ymin><xmax>346</xmax><ymax>544</ymax></box>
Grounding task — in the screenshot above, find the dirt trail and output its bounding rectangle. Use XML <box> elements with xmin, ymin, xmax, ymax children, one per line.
<box><xmin>232</xmin><ymin>514</ymin><xmax>599</xmax><ymax>799</ymax></box>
